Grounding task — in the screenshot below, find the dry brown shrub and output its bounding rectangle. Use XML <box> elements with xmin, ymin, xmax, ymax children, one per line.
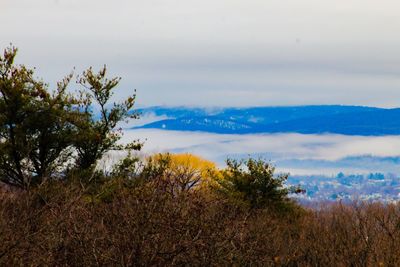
<box><xmin>1</xmin><ymin>180</ymin><xmax>400</xmax><ymax>266</ymax></box>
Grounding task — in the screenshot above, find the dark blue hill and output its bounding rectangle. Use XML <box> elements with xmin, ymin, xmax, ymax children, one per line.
<box><xmin>258</xmin><ymin>108</ymin><xmax>400</xmax><ymax>135</ymax></box>
<box><xmin>135</xmin><ymin>105</ymin><xmax>400</xmax><ymax>135</ymax></box>
<box><xmin>140</xmin><ymin>116</ymin><xmax>256</xmax><ymax>134</ymax></box>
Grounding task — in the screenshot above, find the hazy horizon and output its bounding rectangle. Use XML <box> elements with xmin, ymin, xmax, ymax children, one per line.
<box><xmin>116</xmin><ymin>129</ymin><xmax>400</xmax><ymax>176</ymax></box>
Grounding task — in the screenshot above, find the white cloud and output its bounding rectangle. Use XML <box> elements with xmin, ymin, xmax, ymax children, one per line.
<box><xmin>120</xmin><ymin>129</ymin><xmax>400</xmax><ymax>175</ymax></box>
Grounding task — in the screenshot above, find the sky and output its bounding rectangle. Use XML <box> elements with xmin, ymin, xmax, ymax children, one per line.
<box><xmin>1</xmin><ymin>0</ymin><xmax>400</xmax><ymax>107</ymax></box>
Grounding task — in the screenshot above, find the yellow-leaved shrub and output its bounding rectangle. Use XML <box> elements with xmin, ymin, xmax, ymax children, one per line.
<box><xmin>146</xmin><ymin>153</ymin><xmax>221</xmax><ymax>193</ymax></box>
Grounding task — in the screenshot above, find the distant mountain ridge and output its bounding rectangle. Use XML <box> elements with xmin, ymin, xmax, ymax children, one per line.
<box><xmin>134</xmin><ymin>105</ymin><xmax>400</xmax><ymax>136</ymax></box>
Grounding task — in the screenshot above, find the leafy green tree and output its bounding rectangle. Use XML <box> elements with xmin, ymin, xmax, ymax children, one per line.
<box><xmin>23</xmin><ymin>75</ymin><xmax>78</xmax><ymax>184</ymax></box>
<box><xmin>0</xmin><ymin>46</ymin><xmax>38</xmax><ymax>188</ymax></box>
<box><xmin>216</xmin><ymin>158</ymin><xmax>302</xmax><ymax>211</ymax></box>
<box><xmin>0</xmin><ymin>46</ymin><xmax>77</xmax><ymax>188</ymax></box>
<box><xmin>0</xmin><ymin>45</ymin><xmax>142</xmax><ymax>189</ymax></box>
<box><xmin>73</xmin><ymin>66</ymin><xmax>142</xmax><ymax>172</ymax></box>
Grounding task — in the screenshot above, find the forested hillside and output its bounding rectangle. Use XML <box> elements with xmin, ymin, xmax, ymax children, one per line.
<box><xmin>136</xmin><ymin>106</ymin><xmax>400</xmax><ymax>135</ymax></box>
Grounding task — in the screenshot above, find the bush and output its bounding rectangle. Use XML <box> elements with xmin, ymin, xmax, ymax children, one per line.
<box><xmin>1</xmin><ymin>179</ymin><xmax>400</xmax><ymax>266</ymax></box>
<box><xmin>215</xmin><ymin>158</ymin><xmax>301</xmax><ymax>212</ymax></box>
<box><xmin>142</xmin><ymin>153</ymin><xmax>218</xmax><ymax>194</ymax></box>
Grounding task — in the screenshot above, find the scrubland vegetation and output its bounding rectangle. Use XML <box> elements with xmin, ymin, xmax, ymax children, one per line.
<box><xmin>1</xmin><ymin>46</ymin><xmax>400</xmax><ymax>266</ymax></box>
<box><xmin>1</xmin><ymin>158</ymin><xmax>400</xmax><ymax>266</ymax></box>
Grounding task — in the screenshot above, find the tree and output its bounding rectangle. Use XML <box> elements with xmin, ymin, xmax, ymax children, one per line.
<box><xmin>0</xmin><ymin>45</ymin><xmax>141</xmax><ymax>189</ymax></box>
<box><xmin>142</xmin><ymin>153</ymin><xmax>218</xmax><ymax>194</ymax></box>
<box><xmin>215</xmin><ymin>158</ymin><xmax>302</xmax><ymax>211</ymax></box>
<box><xmin>23</xmin><ymin>75</ymin><xmax>78</xmax><ymax>184</ymax></box>
<box><xmin>73</xmin><ymin>66</ymin><xmax>142</xmax><ymax>172</ymax></box>
<box><xmin>0</xmin><ymin>46</ymin><xmax>77</xmax><ymax>188</ymax></box>
<box><xmin>165</xmin><ymin>153</ymin><xmax>217</xmax><ymax>192</ymax></box>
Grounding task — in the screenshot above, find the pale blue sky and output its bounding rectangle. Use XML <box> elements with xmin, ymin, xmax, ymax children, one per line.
<box><xmin>1</xmin><ymin>0</ymin><xmax>400</xmax><ymax>107</ymax></box>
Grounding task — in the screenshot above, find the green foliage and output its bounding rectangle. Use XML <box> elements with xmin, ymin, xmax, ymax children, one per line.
<box><xmin>111</xmin><ymin>152</ymin><xmax>141</xmax><ymax>179</ymax></box>
<box><xmin>0</xmin><ymin>45</ymin><xmax>141</xmax><ymax>189</ymax></box>
<box><xmin>74</xmin><ymin>66</ymin><xmax>142</xmax><ymax>171</ymax></box>
<box><xmin>0</xmin><ymin>46</ymin><xmax>77</xmax><ymax>188</ymax></box>
<box><xmin>216</xmin><ymin>158</ymin><xmax>300</xmax><ymax>211</ymax></box>
<box><xmin>141</xmin><ymin>153</ymin><xmax>172</xmax><ymax>181</ymax></box>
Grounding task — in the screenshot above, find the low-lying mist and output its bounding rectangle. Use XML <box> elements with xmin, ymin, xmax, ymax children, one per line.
<box><xmin>120</xmin><ymin>129</ymin><xmax>400</xmax><ymax>175</ymax></box>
